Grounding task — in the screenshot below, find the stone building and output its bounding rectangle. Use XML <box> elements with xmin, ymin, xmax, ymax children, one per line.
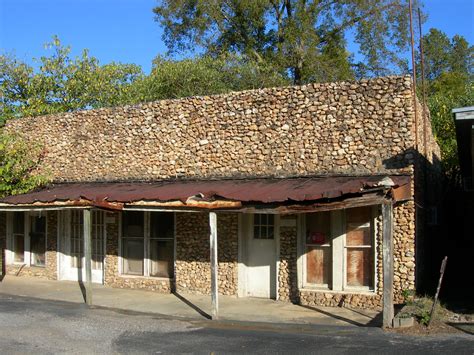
<box><xmin>0</xmin><ymin>76</ymin><xmax>440</xmax><ymax>324</ymax></box>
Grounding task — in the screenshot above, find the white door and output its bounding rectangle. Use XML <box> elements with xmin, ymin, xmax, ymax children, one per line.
<box><xmin>245</xmin><ymin>214</ymin><xmax>277</xmax><ymax>299</ymax></box>
<box><xmin>59</xmin><ymin>210</ymin><xmax>105</xmax><ymax>284</ymax></box>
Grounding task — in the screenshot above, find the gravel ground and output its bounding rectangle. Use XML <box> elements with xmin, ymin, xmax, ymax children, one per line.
<box><xmin>0</xmin><ymin>294</ymin><xmax>472</xmax><ymax>354</ymax></box>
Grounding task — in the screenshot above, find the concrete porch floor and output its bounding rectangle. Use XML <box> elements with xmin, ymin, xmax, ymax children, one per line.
<box><xmin>0</xmin><ymin>276</ymin><xmax>381</xmax><ymax>327</ymax></box>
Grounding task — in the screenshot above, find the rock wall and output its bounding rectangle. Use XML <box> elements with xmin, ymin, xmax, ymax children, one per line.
<box><xmin>6</xmin><ymin>76</ymin><xmax>418</xmax><ymax>182</ymax></box>
<box><xmin>175</xmin><ymin>213</ymin><xmax>238</xmax><ymax>295</ymax></box>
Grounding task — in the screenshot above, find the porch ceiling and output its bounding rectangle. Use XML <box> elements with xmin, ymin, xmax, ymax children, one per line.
<box><xmin>0</xmin><ymin>175</ymin><xmax>411</xmax><ymax>211</ymax></box>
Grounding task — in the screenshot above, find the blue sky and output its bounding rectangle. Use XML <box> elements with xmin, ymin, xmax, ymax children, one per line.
<box><xmin>1</xmin><ymin>0</ymin><xmax>473</xmax><ymax>74</ymax></box>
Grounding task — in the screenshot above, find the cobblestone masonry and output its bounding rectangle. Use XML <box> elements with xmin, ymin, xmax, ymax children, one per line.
<box><xmin>2</xmin><ymin>76</ymin><xmax>441</xmax><ymax>308</ymax></box>
<box><xmin>175</xmin><ymin>213</ymin><xmax>238</xmax><ymax>296</ymax></box>
<box><xmin>6</xmin><ymin>76</ymin><xmax>435</xmax><ymax>182</ymax></box>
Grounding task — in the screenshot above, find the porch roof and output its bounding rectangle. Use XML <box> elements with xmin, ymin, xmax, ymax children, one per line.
<box><xmin>0</xmin><ymin>175</ymin><xmax>411</xmax><ymax>212</ymax></box>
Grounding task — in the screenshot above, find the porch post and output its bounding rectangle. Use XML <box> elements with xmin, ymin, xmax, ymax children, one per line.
<box><xmin>382</xmin><ymin>201</ymin><xmax>394</xmax><ymax>328</ymax></box>
<box><xmin>83</xmin><ymin>209</ymin><xmax>93</xmax><ymax>306</ymax></box>
<box><xmin>209</xmin><ymin>211</ymin><xmax>219</xmax><ymax>320</ymax></box>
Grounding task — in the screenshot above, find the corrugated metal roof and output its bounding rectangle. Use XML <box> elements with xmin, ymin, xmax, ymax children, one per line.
<box><xmin>1</xmin><ymin>175</ymin><xmax>410</xmax><ymax>206</ymax></box>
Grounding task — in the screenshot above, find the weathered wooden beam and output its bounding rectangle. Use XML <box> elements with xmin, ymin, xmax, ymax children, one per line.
<box><xmin>83</xmin><ymin>209</ymin><xmax>93</xmax><ymax>306</ymax></box>
<box><xmin>382</xmin><ymin>201</ymin><xmax>394</xmax><ymax>328</ymax></box>
<box><xmin>209</xmin><ymin>211</ymin><xmax>219</xmax><ymax>320</ymax></box>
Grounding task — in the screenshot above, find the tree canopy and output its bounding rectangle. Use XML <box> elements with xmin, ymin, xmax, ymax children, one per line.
<box><xmin>419</xmin><ymin>29</ymin><xmax>473</xmax><ymax>175</ymax></box>
<box><xmin>0</xmin><ymin>37</ymin><xmax>142</xmax><ymax>124</ymax></box>
<box><xmin>0</xmin><ymin>132</ymin><xmax>48</xmax><ymax>198</ymax></box>
<box><xmin>153</xmin><ymin>0</ymin><xmax>422</xmax><ymax>84</ymax></box>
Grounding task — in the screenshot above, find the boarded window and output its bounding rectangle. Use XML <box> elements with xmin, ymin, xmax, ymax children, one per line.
<box><xmin>305</xmin><ymin>212</ymin><xmax>331</xmax><ymax>286</ymax></box>
<box><xmin>345</xmin><ymin>207</ymin><xmax>373</xmax><ymax>288</ymax></box>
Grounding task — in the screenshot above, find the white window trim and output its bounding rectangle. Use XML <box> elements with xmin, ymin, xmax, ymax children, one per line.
<box><xmin>6</xmin><ymin>211</ymin><xmax>48</xmax><ymax>267</ymax></box>
<box><xmin>298</xmin><ymin>206</ymin><xmax>378</xmax><ymax>294</ymax></box>
<box><xmin>119</xmin><ymin>211</ymin><xmax>176</xmax><ymax>279</ymax></box>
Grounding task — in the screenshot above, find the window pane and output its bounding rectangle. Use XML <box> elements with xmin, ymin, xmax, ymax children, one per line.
<box><xmin>150</xmin><ymin>240</ymin><xmax>174</xmax><ymax>278</ymax></box>
<box><xmin>122</xmin><ymin>211</ymin><xmax>144</xmax><ymax>238</ymax></box>
<box><xmin>123</xmin><ymin>239</ymin><xmax>144</xmax><ymax>275</ymax></box>
<box><xmin>306</xmin><ymin>246</ymin><xmax>331</xmax><ymax>285</ymax></box>
<box><xmin>30</xmin><ymin>215</ymin><xmax>46</xmax><ymax>266</ymax></box>
<box><xmin>13</xmin><ymin>234</ymin><xmax>24</xmax><ymax>263</ymax></box>
<box><xmin>71</xmin><ymin>211</ymin><xmax>83</xmax><ymax>268</ymax></box>
<box><xmin>13</xmin><ymin>212</ymin><xmax>24</xmax><ymax>234</ymax></box>
<box><xmin>346</xmin><ymin>248</ymin><xmax>373</xmax><ymax>288</ymax></box>
<box><xmin>253</xmin><ymin>214</ymin><xmax>274</xmax><ymax>239</ymax></box>
<box><xmin>92</xmin><ymin>211</ymin><xmax>104</xmax><ymax>270</ymax></box>
<box><xmin>306</xmin><ymin>211</ymin><xmax>330</xmax><ymax>244</ymax></box>
<box><xmin>253</xmin><ymin>225</ymin><xmax>260</xmax><ymax>239</ymax></box>
<box><xmin>150</xmin><ymin>212</ymin><xmax>174</xmax><ymax>239</ymax></box>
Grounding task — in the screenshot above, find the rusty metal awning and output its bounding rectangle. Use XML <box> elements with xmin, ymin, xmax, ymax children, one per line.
<box><xmin>0</xmin><ymin>175</ymin><xmax>411</xmax><ymax>212</ymax></box>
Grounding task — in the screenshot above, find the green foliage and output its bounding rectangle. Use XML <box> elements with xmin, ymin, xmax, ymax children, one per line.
<box><xmin>129</xmin><ymin>54</ymin><xmax>289</xmax><ymax>102</ymax></box>
<box><xmin>153</xmin><ymin>0</ymin><xmax>421</xmax><ymax>84</ymax></box>
<box><xmin>419</xmin><ymin>29</ymin><xmax>473</xmax><ymax>175</ymax></box>
<box><xmin>0</xmin><ymin>132</ymin><xmax>49</xmax><ymax>197</ymax></box>
<box><xmin>0</xmin><ymin>36</ymin><xmax>143</xmax><ymax>124</ymax></box>
<box><xmin>418</xmin><ymin>309</ymin><xmax>431</xmax><ymax>326</ymax></box>
<box><xmin>428</xmin><ymin>82</ymin><xmax>473</xmax><ymax>174</ymax></box>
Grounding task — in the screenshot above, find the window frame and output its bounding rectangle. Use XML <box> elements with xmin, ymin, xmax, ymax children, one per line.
<box><xmin>300</xmin><ymin>206</ymin><xmax>377</xmax><ymax>293</ymax></box>
<box><xmin>6</xmin><ymin>211</ymin><xmax>48</xmax><ymax>268</ymax></box>
<box><xmin>119</xmin><ymin>211</ymin><xmax>176</xmax><ymax>279</ymax></box>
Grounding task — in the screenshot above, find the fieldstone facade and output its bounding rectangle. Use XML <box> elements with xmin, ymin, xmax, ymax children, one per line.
<box><xmin>1</xmin><ymin>76</ymin><xmax>441</xmax><ymax>309</ymax></box>
<box><xmin>6</xmin><ymin>76</ymin><xmax>437</xmax><ymax>182</ymax></box>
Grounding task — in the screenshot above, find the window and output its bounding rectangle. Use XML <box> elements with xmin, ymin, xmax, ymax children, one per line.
<box><xmin>303</xmin><ymin>206</ymin><xmax>375</xmax><ymax>291</ymax></box>
<box><xmin>253</xmin><ymin>214</ymin><xmax>274</xmax><ymax>239</ymax></box>
<box><xmin>30</xmin><ymin>214</ymin><xmax>46</xmax><ymax>266</ymax></box>
<box><xmin>121</xmin><ymin>211</ymin><xmax>175</xmax><ymax>278</ymax></box>
<box><xmin>12</xmin><ymin>212</ymin><xmax>25</xmax><ymax>263</ymax></box>
<box><xmin>70</xmin><ymin>210</ymin><xmax>83</xmax><ymax>268</ymax></box>
<box><xmin>9</xmin><ymin>212</ymin><xmax>47</xmax><ymax>267</ymax></box>
<box><xmin>345</xmin><ymin>207</ymin><xmax>373</xmax><ymax>289</ymax></box>
<box><xmin>69</xmin><ymin>210</ymin><xmax>105</xmax><ymax>270</ymax></box>
<box><xmin>305</xmin><ymin>211</ymin><xmax>331</xmax><ymax>286</ymax></box>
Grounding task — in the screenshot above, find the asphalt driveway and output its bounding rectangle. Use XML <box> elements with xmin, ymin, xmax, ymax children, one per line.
<box><xmin>0</xmin><ymin>294</ymin><xmax>472</xmax><ymax>354</ymax></box>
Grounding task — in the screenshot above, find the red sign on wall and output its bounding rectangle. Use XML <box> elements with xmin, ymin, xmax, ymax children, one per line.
<box><xmin>307</xmin><ymin>231</ymin><xmax>326</xmax><ymax>244</ymax></box>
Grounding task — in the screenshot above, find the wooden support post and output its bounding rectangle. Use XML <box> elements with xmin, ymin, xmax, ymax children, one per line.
<box><xmin>382</xmin><ymin>201</ymin><xmax>394</xmax><ymax>328</ymax></box>
<box><xmin>209</xmin><ymin>212</ymin><xmax>218</xmax><ymax>320</ymax></box>
<box><xmin>83</xmin><ymin>209</ymin><xmax>93</xmax><ymax>306</ymax></box>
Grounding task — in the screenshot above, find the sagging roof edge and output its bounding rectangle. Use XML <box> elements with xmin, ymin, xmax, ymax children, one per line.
<box><xmin>0</xmin><ymin>174</ymin><xmax>412</xmax><ymax>212</ymax></box>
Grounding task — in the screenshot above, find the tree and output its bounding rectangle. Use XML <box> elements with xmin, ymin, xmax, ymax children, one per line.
<box><xmin>0</xmin><ymin>132</ymin><xmax>48</xmax><ymax>197</ymax></box>
<box><xmin>0</xmin><ymin>37</ymin><xmax>143</xmax><ymax>124</ymax></box>
<box><xmin>129</xmin><ymin>54</ymin><xmax>289</xmax><ymax>103</ymax></box>
<box><xmin>419</xmin><ymin>29</ymin><xmax>473</xmax><ymax>175</ymax></box>
<box><xmin>420</xmin><ymin>28</ymin><xmax>473</xmax><ymax>93</ymax></box>
<box><xmin>153</xmin><ymin>0</ymin><xmax>421</xmax><ymax>84</ymax></box>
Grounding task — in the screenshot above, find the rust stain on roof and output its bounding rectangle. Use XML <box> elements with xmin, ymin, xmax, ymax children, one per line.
<box><xmin>0</xmin><ymin>176</ymin><xmax>411</xmax><ymax>208</ymax></box>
